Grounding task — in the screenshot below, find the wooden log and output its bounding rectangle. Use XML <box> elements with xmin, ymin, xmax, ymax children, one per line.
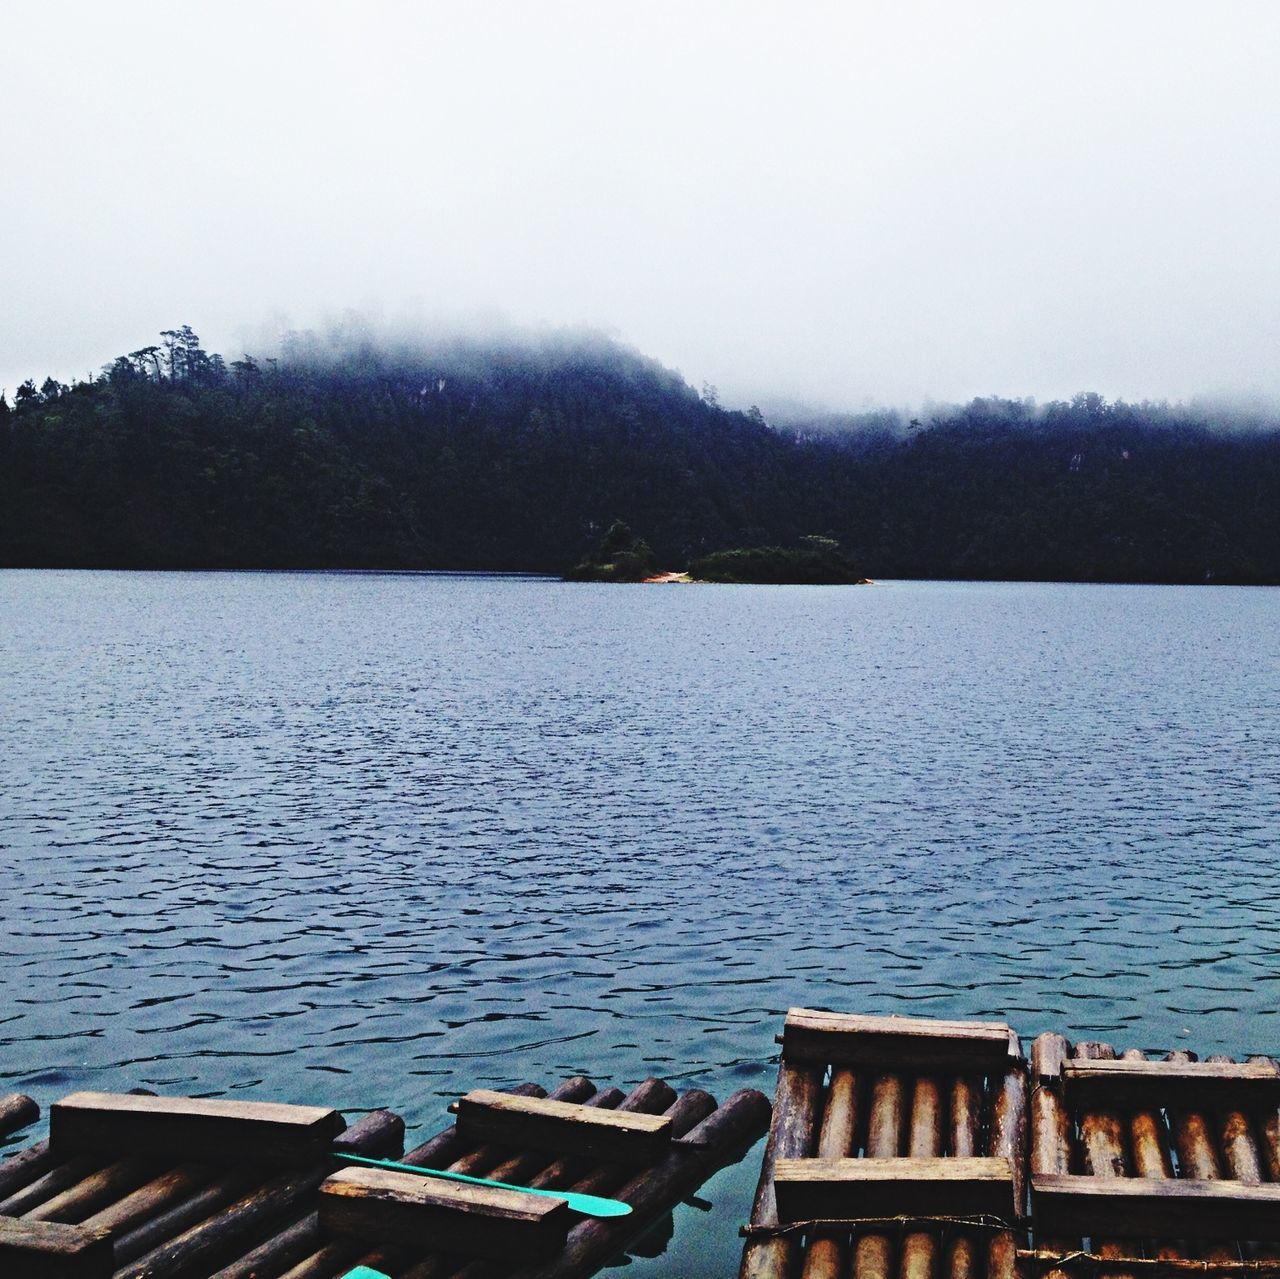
<box><xmin>739</xmin><ymin>1062</ymin><xmax>823</xmax><ymax>1279</ymax></box>
<box><xmin>0</xmin><ymin>1140</ymin><xmax>58</xmax><ymax>1201</ymax></box>
<box><xmin>1120</xmin><ymin>1049</ymin><xmax>1184</xmax><ymax>1264</ymax></box>
<box><xmin>1207</xmin><ymin>1055</ymin><xmax>1264</xmax><ymax>1184</ymax></box>
<box><xmin>204</xmin><ymin>1211</ymin><xmax>321</xmax><ymax>1279</ymax></box>
<box><xmin>782</xmin><ymin>1010</ymin><xmax>1015</xmax><ymax>1072</ymax></box>
<box><xmin>320</xmin><ymin>1166</ymin><xmax>571</xmax><ymax>1263</ymax></box>
<box><xmin>0</xmin><ymin>1094</ymin><xmax>40</xmax><ymax>1140</ymax></box>
<box><xmin>49</xmin><ymin>1093</ymin><xmax>345</xmax><ymax>1167</ymax></box>
<box><xmin>0</xmin><ymin>1217</ymin><xmax>113</xmax><ymax>1279</ymax></box>
<box><xmin>1031</xmin><ymin>1174</ymin><xmax>1280</xmax><ymax>1238</ymax></box>
<box><xmin>1073</xmin><ymin>1041</ymin><xmax>1138</xmax><ymax>1278</ymax></box>
<box><xmin>1164</xmin><ymin>1051</ymin><xmax>1222</xmax><ymax>1181</ymax></box>
<box><xmin>900</xmin><ymin>1077</ymin><xmax>942</xmax><ymax>1279</ymax></box>
<box><xmin>452</xmin><ymin>1089</ymin><xmax>669</xmax><ymax>1165</ymax></box>
<box><xmin>1164</xmin><ymin>1050</ymin><xmax>1239</xmax><ymax>1264</ymax></box>
<box><xmin>1031</xmin><ymin>1034</ymin><xmax>1075</xmax><ymax>1279</ymax></box>
<box><xmin>949</xmin><ymin>1078</ymin><xmax>981</xmax><ymax>1158</ymax></box>
<box><xmin>1248</xmin><ymin>1057</ymin><xmax>1280</xmax><ymax>1183</ymax></box>
<box><xmin>449</xmin><ymin>1078</ymin><xmax>598</xmax><ymax>1177</ymax></box>
<box><xmin>0</xmin><ymin>1155</ymin><xmax>106</xmax><ymax>1217</ymax></box>
<box><xmin>511</xmin><ymin>1087</ymin><xmax>771</xmax><ymax>1279</ymax></box>
<box><xmin>1063</xmin><ymin>1058</ymin><xmax>1280</xmax><ymax>1109</ymax></box>
<box><xmin>945</xmin><ymin>1076</ymin><xmax>982</xmax><ymax>1279</ymax></box>
<box><xmin>800</xmin><ymin>1068</ymin><xmax>860</xmax><ymax>1279</ymax></box>
<box><xmin>23</xmin><ymin>1157</ymin><xmax>155</xmax><ymax>1223</ymax></box>
<box><xmin>849</xmin><ymin>1072</ymin><xmax>908</xmax><ymax>1279</ymax></box>
<box><xmin>1031</xmin><ymin>1035</ymin><xmax>1072</xmax><ymax>1179</ymax></box>
<box><xmin>273</xmin><ymin>1239</ymin><xmax>364</xmax><ymax>1279</ymax></box>
<box><xmin>335</xmin><ymin>1109</ymin><xmax>407</xmax><ymax>1161</ymax></box>
<box><xmin>987</xmin><ymin>1058</ymin><xmax>1029</xmax><ymax>1279</ymax></box>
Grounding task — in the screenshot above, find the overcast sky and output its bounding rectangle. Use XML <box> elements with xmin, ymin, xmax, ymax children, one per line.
<box><xmin>3</xmin><ymin>1</ymin><xmax>1279</xmax><ymax>410</ymax></box>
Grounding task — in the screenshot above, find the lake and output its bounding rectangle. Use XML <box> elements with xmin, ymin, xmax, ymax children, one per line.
<box><xmin>2</xmin><ymin>571</ymin><xmax>1279</xmax><ymax>1275</ymax></box>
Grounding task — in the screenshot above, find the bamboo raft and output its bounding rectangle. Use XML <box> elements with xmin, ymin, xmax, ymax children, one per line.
<box><xmin>741</xmin><ymin>1010</ymin><xmax>1280</xmax><ymax>1279</ymax></box>
<box><xmin>0</xmin><ymin>1075</ymin><xmax>769</xmax><ymax>1279</ymax></box>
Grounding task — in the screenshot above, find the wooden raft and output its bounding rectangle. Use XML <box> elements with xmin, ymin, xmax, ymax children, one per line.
<box><xmin>0</xmin><ymin>1076</ymin><xmax>769</xmax><ymax>1279</ymax></box>
<box><xmin>741</xmin><ymin>1008</ymin><xmax>1030</xmax><ymax>1279</ymax></box>
<box><xmin>1028</xmin><ymin>1032</ymin><xmax>1280</xmax><ymax>1267</ymax></box>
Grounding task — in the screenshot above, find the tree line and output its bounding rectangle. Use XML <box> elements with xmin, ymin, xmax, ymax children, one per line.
<box><xmin>2</xmin><ymin>328</ymin><xmax>1277</xmax><ymax>583</ymax></box>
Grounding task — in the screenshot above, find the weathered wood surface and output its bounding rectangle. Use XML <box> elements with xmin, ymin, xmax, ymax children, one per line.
<box><xmin>900</xmin><ymin>1077</ymin><xmax>943</xmax><ymax>1279</ymax></box>
<box><xmin>0</xmin><ymin>1139</ymin><xmax>57</xmax><ymax>1201</ymax></box>
<box><xmin>986</xmin><ymin>1057</ymin><xmax>1028</xmax><ymax>1279</ymax></box>
<box><xmin>852</xmin><ymin>1071</ymin><xmax>904</xmax><ymax>1279</ymax></box>
<box><xmin>0</xmin><ymin>1215</ymin><xmax>113</xmax><ymax>1278</ymax></box>
<box><xmin>50</xmin><ymin>1092</ymin><xmax>346</xmax><ymax>1166</ymax></box>
<box><xmin>1029</xmin><ymin>1033</ymin><xmax>1076</xmax><ymax>1279</ymax></box>
<box><xmin>946</xmin><ymin>1076</ymin><xmax>983</xmax><ymax>1279</ymax></box>
<box><xmin>799</xmin><ymin>1067</ymin><xmax>859</xmax><ymax>1279</ymax></box>
<box><xmin>738</xmin><ymin>1060</ymin><xmax>822</xmax><ymax>1279</ymax></box>
<box><xmin>1062</xmin><ymin>1056</ymin><xmax>1280</xmax><ymax>1108</ymax></box>
<box><xmin>781</xmin><ymin>1009</ymin><xmax>1015</xmax><ymax>1071</ymax></box>
<box><xmin>1031</xmin><ymin>1174</ymin><xmax>1280</xmax><ymax>1238</ymax></box>
<box><xmin>453</xmin><ymin>1089</ymin><xmax>671</xmax><ymax>1164</ymax></box>
<box><xmin>320</xmin><ymin>1166</ymin><xmax>571</xmax><ymax>1263</ymax></box>
<box><xmin>0</xmin><ymin>1095</ymin><xmax>39</xmax><ymax>1141</ymax></box>
<box><xmin>773</xmin><ymin>1156</ymin><xmax>1016</xmax><ymax>1221</ymax></box>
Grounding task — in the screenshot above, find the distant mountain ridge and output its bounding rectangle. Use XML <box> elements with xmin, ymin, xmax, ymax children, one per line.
<box><xmin>2</xmin><ymin>328</ymin><xmax>1278</xmax><ymax>583</ymax></box>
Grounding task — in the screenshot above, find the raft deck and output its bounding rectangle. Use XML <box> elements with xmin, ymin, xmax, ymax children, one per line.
<box><xmin>0</xmin><ymin>1073</ymin><xmax>769</xmax><ymax>1279</ymax></box>
<box><xmin>742</xmin><ymin>1009</ymin><xmax>1280</xmax><ymax>1279</ymax></box>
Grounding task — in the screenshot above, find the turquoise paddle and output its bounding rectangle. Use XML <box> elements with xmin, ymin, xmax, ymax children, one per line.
<box><xmin>333</xmin><ymin>1151</ymin><xmax>633</xmax><ymax>1218</ymax></box>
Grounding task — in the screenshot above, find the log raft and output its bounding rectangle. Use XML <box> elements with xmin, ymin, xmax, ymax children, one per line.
<box><xmin>741</xmin><ymin>1008</ymin><xmax>1030</xmax><ymax>1279</ymax></box>
<box><xmin>1028</xmin><ymin>1031</ymin><xmax>1280</xmax><ymax>1271</ymax></box>
<box><xmin>0</xmin><ymin>1076</ymin><xmax>768</xmax><ymax>1279</ymax></box>
<box><xmin>745</xmin><ymin>1009</ymin><xmax>1280</xmax><ymax>1279</ymax></box>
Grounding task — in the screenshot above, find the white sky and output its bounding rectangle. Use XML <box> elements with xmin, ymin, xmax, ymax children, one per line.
<box><xmin>3</xmin><ymin>1</ymin><xmax>1279</xmax><ymax>410</ymax></box>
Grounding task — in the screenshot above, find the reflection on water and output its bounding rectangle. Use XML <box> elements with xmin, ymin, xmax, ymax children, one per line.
<box><xmin>2</xmin><ymin>571</ymin><xmax>1279</xmax><ymax>1276</ymax></box>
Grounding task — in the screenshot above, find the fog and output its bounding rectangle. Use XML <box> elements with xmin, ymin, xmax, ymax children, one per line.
<box><xmin>4</xmin><ymin>1</ymin><xmax>1280</xmax><ymax>412</ymax></box>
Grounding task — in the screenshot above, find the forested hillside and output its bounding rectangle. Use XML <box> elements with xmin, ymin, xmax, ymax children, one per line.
<box><xmin>2</xmin><ymin>328</ymin><xmax>1278</xmax><ymax>582</ymax></box>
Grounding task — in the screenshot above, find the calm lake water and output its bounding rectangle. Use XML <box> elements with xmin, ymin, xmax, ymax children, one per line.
<box><xmin>3</xmin><ymin>571</ymin><xmax>1279</xmax><ymax>1275</ymax></box>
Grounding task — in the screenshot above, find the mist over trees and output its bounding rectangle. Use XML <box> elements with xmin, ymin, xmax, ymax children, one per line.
<box><xmin>2</xmin><ymin>327</ymin><xmax>1278</xmax><ymax>583</ymax></box>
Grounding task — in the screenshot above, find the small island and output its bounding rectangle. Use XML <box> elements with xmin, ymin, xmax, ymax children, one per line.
<box><xmin>566</xmin><ymin>527</ymin><xmax>869</xmax><ymax>584</ymax></box>
<box><xmin>689</xmin><ymin>536</ymin><xmax>870</xmax><ymax>584</ymax></box>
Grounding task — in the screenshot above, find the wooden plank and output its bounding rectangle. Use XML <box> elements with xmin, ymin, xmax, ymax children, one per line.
<box><xmin>780</xmin><ymin>1009</ymin><xmax>1015</xmax><ymax>1070</ymax></box>
<box><xmin>453</xmin><ymin>1090</ymin><xmax>672</xmax><ymax>1164</ymax></box>
<box><xmin>773</xmin><ymin>1156</ymin><xmax>1016</xmax><ymax>1222</ymax></box>
<box><xmin>1062</xmin><ymin>1058</ymin><xmax>1280</xmax><ymax>1107</ymax></box>
<box><xmin>49</xmin><ymin>1092</ymin><xmax>346</xmax><ymax>1165</ymax></box>
<box><xmin>1032</xmin><ymin>1173</ymin><xmax>1280</xmax><ymax>1238</ymax></box>
<box><xmin>319</xmin><ymin>1166</ymin><xmax>571</xmax><ymax>1264</ymax></box>
<box><xmin>0</xmin><ymin>1216</ymin><xmax>113</xmax><ymax>1279</ymax></box>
